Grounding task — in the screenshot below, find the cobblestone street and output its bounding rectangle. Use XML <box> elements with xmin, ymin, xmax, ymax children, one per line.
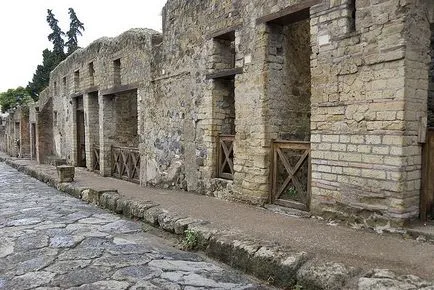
<box><xmin>0</xmin><ymin>163</ymin><xmax>269</xmax><ymax>290</ymax></box>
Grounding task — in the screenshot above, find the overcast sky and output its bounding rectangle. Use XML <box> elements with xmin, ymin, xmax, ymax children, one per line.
<box><xmin>0</xmin><ymin>0</ymin><xmax>167</xmax><ymax>92</ymax></box>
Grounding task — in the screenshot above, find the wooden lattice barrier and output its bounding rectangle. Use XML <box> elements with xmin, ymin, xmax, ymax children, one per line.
<box><xmin>92</xmin><ymin>144</ymin><xmax>100</xmax><ymax>172</ymax></box>
<box><xmin>271</xmin><ymin>140</ymin><xmax>311</xmax><ymax>211</ymax></box>
<box><xmin>421</xmin><ymin>128</ymin><xmax>434</xmax><ymax>221</ymax></box>
<box><xmin>111</xmin><ymin>146</ymin><xmax>140</xmax><ymax>183</ymax></box>
<box><xmin>218</xmin><ymin>135</ymin><xmax>235</xmax><ymax>180</ymax></box>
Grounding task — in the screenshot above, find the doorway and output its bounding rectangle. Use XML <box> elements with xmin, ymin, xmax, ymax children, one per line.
<box><xmin>421</xmin><ymin>24</ymin><xmax>434</xmax><ymax>221</ymax></box>
<box><xmin>31</xmin><ymin>123</ymin><xmax>36</xmax><ymax>159</ymax></box>
<box><xmin>76</xmin><ymin>96</ymin><xmax>86</xmax><ymax>167</ymax></box>
<box><xmin>265</xmin><ymin>10</ymin><xmax>312</xmax><ymax>210</ymax></box>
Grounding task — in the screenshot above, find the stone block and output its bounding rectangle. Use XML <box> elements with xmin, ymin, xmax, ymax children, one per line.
<box><xmin>56</xmin><ymin>165</ymin><xmax>75</xmax><ymax>183</ymax></box>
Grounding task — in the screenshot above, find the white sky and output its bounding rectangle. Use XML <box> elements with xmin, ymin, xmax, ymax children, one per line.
<box><xmin>0</xmin><ymin>0</ymin><xmax>167</xmax><ymax>92</ymax></box>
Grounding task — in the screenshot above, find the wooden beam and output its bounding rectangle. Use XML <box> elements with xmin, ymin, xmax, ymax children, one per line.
<box><xmin>256</xmin><ymin>0</ymin><xmax>321</xmax><ymax>25</ymax></box>
<box><xmin>208</xmin><ymin>23</ymin><xmax>242</xmax><ymax>40</ymax></box>
<box><xmin>205</xmin><ymin>67</ymin><xmax>243</xmax><ymax>80</ymax></box>
<box><xmin>100</xmin><ymin>84</ymin><xmax>138</xmax><ymax>96</ymax></box>
<box><xmin>84</xmin><ymin>86</ymin><xmax>99</xmax><ymax>94</ymax></box>
<box><xmin>70</xmin><ymin>92</ymin><xmax>83</xmax><ymax>99</ymax></box>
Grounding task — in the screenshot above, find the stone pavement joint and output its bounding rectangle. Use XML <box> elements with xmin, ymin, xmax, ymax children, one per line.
<box><xmin>1</xmin><ymin>154</ymin><xmax>434</xmax><ymax>289</ymax></box>
<box><xmin>0</xmin><ymin>163</ymin><xmax>265</xmax><ymax>289</ymax></box>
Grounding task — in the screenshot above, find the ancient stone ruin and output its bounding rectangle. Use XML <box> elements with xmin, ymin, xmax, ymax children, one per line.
<box><xmin>2</xmin><ymin>0</ymin><xmax>434</xmax><ymax>225</ymax></box>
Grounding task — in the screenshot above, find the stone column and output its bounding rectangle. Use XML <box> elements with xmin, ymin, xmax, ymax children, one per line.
<box><xmin>83</xmin><ymin>93</ymin><xmax>100</xmax><ymax>170</ymax></box>
<box><xmin>20</xmin><ymin>110</ymin><xmax>30</xmax><ymax>158</ymax></box>
<box><xmin>99</xmin><ymin>94</ymin><xmax>114</xmax><ymax>176</ymax></box>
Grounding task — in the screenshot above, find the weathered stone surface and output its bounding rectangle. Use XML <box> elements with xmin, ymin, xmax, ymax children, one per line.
<box><xmin>4</xmin><ymin>0</ymin><xmax>432</xmax><ymax>227</ymax></box>
<box><xmin>358</xmin><ymin>269</ymin><xmax>434</xmax><ymax>290</ymax></box>
<box><xmin>70</xmin><ymin>280</ymin><xmax>130</xmax><ymax>290</ymax></box>
<box><xmin>49</xmin><ymin>235</ymin><xmax>83</xmax><ymax>248</ymax></box>
<box><xmin>52</xmin><ymin>267</ymin><xmax>112</xmax><ymax>288</ymax></box>
<box><xmin>0</xmin><ymin>164</ymin><xmax>265</xmax><ymax>289</ymax></box>
<box><xmin>45</xmin><ymin>260</ymin><xmax>92</xmax><ymax>274</ymax></box>
<box><xmin>56</xmin><ymin>165</ymin><xmax>75</xmax><ymax>183</ymax></box>
<box><xmin>8</xmin><ymin>271</ymin><xmax>56</xmax><ymax>290</ymax></box>
<box><xmin>112</xmin><ymin>266</ymin><xmax>162</xmax><ymax>282</ymax></box>
<box><xmin>0</xmin><ymin>238</ymin><xmax>14</xmax><ymax>258</ymax></box>
<box><xmin>143</xmin><ymin>207</ymin><xmax>165</xmax><ymax>226</ymax></box>
<box><xmin>100</xmin><ymin>220</ymin><xmax>142</xmax><ymax>234</ymax></box>
<box><xmin>297</xmin><ymin>261</ymin><xmax>357</xmax><ymax>290</ymax></box>
<box><xmin>173</xmin><ymin>217</ymin><xmax>204</xmax><ymax>235</ymax></box>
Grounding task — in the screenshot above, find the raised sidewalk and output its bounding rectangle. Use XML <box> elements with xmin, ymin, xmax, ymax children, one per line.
<box><xmin>1</xmin><ymin>152</ymin><xmax>433</xmax><ymax>289</ymax></box>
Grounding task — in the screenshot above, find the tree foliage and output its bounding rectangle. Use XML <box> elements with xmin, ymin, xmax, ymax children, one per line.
<box><xmin>46</xmin><ymin>9</ymin><xmax>66</xmax><ymax>58</ymax></box>
<box><xmin>66</xmin><ymin>8</ymin><xmax>85</xmax><ymax>55</ymax></box>
<box><xmin>27</xmin><ymin>8</ymin><xmax>85</xmax><ymax>99</ymax></box>
<box><xmin>27</xmin><ymin>49</ymin><xmax>65</xmax><ymax>99</ymax></box>
<box><xmin>0</xmin><ymin>87</ymin><xmax>33</xmax><ymax>113</ymax></box>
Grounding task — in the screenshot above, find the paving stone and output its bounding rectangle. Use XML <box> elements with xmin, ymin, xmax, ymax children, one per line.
<box><xmin>0</xmin><ymin>163</ymin><xmax>267</xmax><ymax>289</ymax></box>
<box><xmin>112</xmin><ymin>265</ymin><xmax>163</xmax><ymax>281</ymax></box>
<box><xmin>148</xmin><ymin>259</ymin><xmax>222</xmax><ymax>273</ymax></box>
<box><xmin>106</xmin><ymin>243</ymin><xmax>152</xmax><ymax>255</ymax></box>
<box><xmin>49</xmin><ymin>235</ymin><xmax>84</xmax><ymax>248</ymax></box>
<box><xmin>52</xmin><ymin>267</ymin><xmax>112</xmax><ymax>288</ymax></box>
<box><xmin>58</xmin><ymin>247</ymin><xmax>104</xmax><ymax>260</ymax></box>
<box><xmin>100</xmin><ymin>220</ymin><xmax>142</xmax><ymax>234</ymax></box>
<box><xmin>44</xmin><ymin>260</ymin><xmax>92</xmax><ymax>274</ymax></box>
<box><xmin>93</xmin><ymin>253</ymin><xmax>151</xmax><ymax>268</ymax></box>
<box><xmin>0</xmin><ymin>238</ymin><xmax>14</xmax><ymax>258</ymax></box>
<box><xmin>14</xmin><ymin>255</ymin><xmax>56</xmax><ymax>276</ymax></box>
<box><xmin>8</xmin><ymin>271</ymin><xmax>55</xmax><ymax>289</ymax></box>
<box><xmin>70</xmin><ymin>280</ymin><xmax>130</xmax><ymax>290</ymax></box>
<box><xmin>7</xmin><ymin>217</ymin><xmax>42</xmax><ymax>227</ymax></box>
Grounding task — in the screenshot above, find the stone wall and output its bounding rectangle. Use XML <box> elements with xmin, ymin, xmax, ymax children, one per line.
<box><xmin>47</xmin><ymin>29</ymin><xmax>157</xmax><ymax>168</ymax></box>
<box><xmin>36</xmin><ymin>89</ymin><xmax>54</xmax><ymax>163</ymax></box>
<box><xmin>84</xmin><ymin>91</ymin><xmax>99</xmax><ymax>170</ymax></box>
<box><xmin>309</xmin><ymin>0</ymin><xmax>432</xmax><ymax>223</ymax></box>
<box><xmin>266</xmin><ymin>19</ymin><xmax>311</xmax><ymax>141</ymax></box>
<box><xmin>12</xmin><ymin>0</ymin><xmax>432</xmax><ymax>224</ymax></box>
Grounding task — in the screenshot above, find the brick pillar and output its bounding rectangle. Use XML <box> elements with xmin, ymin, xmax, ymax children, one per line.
<box><xmin>20</xmin><ymin>112</ymin><xmax>30</xmax><ymax>158</ymax></box>
<box><xmin>83</xmin><ymin>92</ymin><xmax>100</xmax><ymax>170</ymax></box>
<box><xmin>100</xmin><ymin>94</ymin><xmax>114</xmax><ymax>176</ymax></box>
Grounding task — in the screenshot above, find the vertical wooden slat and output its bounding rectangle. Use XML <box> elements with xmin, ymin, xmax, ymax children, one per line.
<box><xmin>272</xmin><ymin>142</ymin><xmax>278</xmax><ymax>203</ymax></box>
<box><xmin>307</xmin><ymin>149</ymin><xmax>312</xmax><ymax>211</ymax></box>
<box><xmin>428</xmin><ymin>130</ymin><xmax>434</xmax><ymax>218</ymax></box>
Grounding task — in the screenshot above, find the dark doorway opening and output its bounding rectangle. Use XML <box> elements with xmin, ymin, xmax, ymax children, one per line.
<box><xmin>31</xmin><ymin>123</ymin><xmax>36</xmax><ymax>159</ymax></box>
<box><xmin>76</xmin><ymin>96</ymin><xmax>86</xmax><ymax>167</ymax></box>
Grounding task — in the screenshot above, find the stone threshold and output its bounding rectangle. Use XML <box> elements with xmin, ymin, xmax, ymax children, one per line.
<box><xmin>0</xmin><ymin>156</ymin><xmax>433</xmax><ymax>289</ymax></box>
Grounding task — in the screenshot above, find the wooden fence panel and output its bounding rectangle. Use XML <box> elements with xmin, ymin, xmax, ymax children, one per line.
<box><xmin>218</xmin><ymin>135</ymin><xmax>235</xmax><ymax>180</ymax></box>
<box><xmin>271</xmin><ymin>140</ymin><xmax>311</xmax><ymax>211</ymax></box>
<box><xmin>111</xmin><ymin>146</ymin><xmax>140</xmax><ymax>183</ymax></box>
<box><xmin>421</xmin><ymin>129</ymin><xmax>434</xmax><ymax>221</ymax></box>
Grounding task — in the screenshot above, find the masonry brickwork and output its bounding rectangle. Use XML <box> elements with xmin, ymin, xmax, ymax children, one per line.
<box><xmin>3</xmin><ymin>0</ymin><xmax>434</xmax><ymax>225</ymax></box>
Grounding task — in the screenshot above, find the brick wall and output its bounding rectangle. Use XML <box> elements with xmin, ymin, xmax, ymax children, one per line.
<box><xmin>22</xmin><ymin>0</ymin><xmax>433</xmax><ymax>224</ymax></box>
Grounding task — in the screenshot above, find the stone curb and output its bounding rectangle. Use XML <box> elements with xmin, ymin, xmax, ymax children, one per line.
<box><xmin>1</xmin><ymin>156</ymin><xmax>433</xmax><ymax>289</ymax></box>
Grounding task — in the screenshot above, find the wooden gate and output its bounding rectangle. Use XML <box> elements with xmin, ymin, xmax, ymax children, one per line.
<box><xmin>111</xmin><ymin>146</ymin><xmax>140</xmax><ymax>183</ymax></box>
<box><xmin>421</xmin><ymin>128</ymin><xmax>434</xmax><ymax>221</ymax></box>
<box><xmin>92</xmin><ymin>144</ymin><xmax>100</xmax><ymax>172</ymax></box>
<box><xmin>218</xmin><ymin>135</ymin><xmax>235</xmax><ymax>180</ymax></box>
<box><xmin>271</xmin><ymin>140</ymin><xmax>311</xmax><ymax>211</ymax></box>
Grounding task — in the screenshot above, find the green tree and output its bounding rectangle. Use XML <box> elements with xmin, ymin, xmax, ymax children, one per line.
<box><xmin>27</xmin><ymin>8</ymin><xmax>85</xmax><ymax>99</ymax></box>
<box><xmin>27</xmin><ymin>49</ymin><xmax>64</xmax><ymax>99</ymax></box>
<box><xmin>0</xmin><ymin>87</ymin><xmax>32</xmax><ymax>113</ymax></box>
<box><xmin>65</xmin><ymin>8</ymin><xmax>85</xmax><ymax>55</ymax></box>
<box><xmin>46</xmin><ymin>9</ymin><xmax>65</xmax><ymax>57</ymax></box>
